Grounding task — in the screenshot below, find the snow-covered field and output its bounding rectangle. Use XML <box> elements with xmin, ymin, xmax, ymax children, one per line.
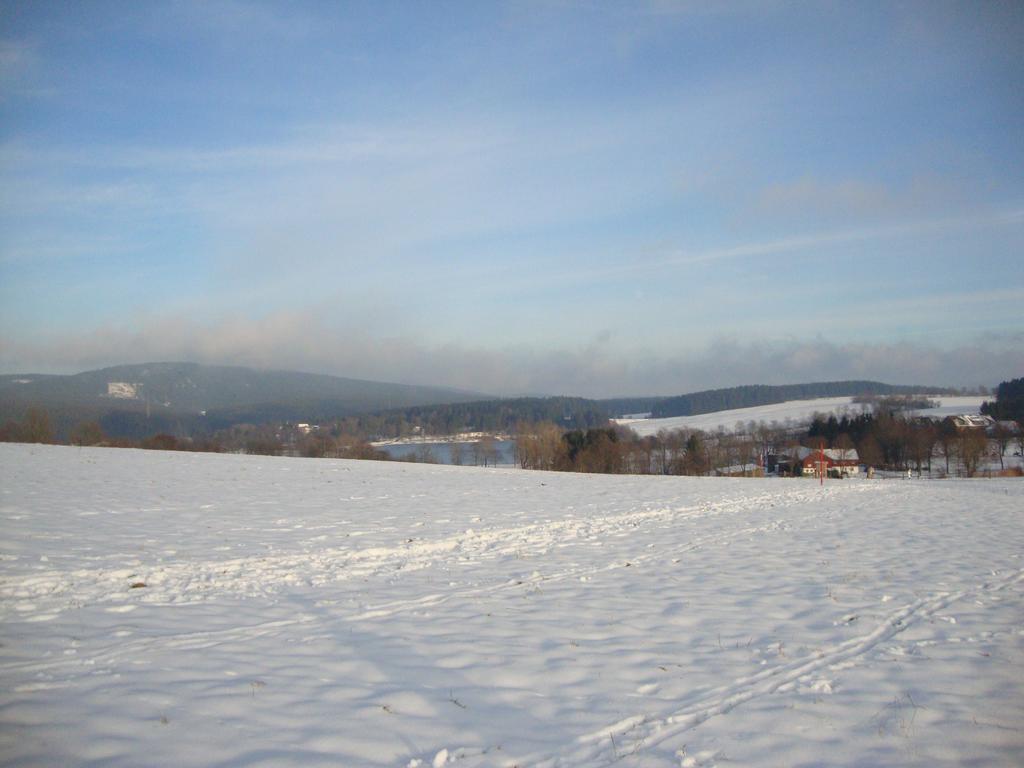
<box><xmin>908</xmin><ymin>396</ymin><xmax>989</xmax><ymax>419</ymax></box>
<box><xmin>1</xmin><ymin>444</ymin><xmax>1021</xmax><ymax>767</ymax></box>
<box><xmin>619</xmin><ymin>396</ymin><xmax>986</xmax><ymax>437</ymax></box>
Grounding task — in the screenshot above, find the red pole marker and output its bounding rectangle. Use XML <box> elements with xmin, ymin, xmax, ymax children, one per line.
<box><xmin>819</xmin><ymin>440</ymin><xmax>825</xmax><ymax>486</ymax></box>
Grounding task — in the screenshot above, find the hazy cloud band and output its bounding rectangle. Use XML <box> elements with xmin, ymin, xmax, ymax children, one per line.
<box><xmin>2</xmin><ymin>313</ymin><xmax>1018</xmax><ymax>397</ymax></box>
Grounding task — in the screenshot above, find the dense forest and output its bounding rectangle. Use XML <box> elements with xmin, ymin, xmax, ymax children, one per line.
<box><xmin>594</xmin><ymin>396</ymin><xmax>665</xmax><ymax>417</ymax></box>
<box><xmin>981</xmin><ymin>377</ymin><xmax>1024</xmax><ymax>424</ymax></box>
<box><xmin>330</xmin><ymin>397</ymin><xmax>610</xmax><ymax>439</ymax></box>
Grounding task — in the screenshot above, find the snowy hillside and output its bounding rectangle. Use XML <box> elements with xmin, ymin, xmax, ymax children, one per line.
<box><xmin>1</xmin><ymin>444</ymin><xmax>1021</xmax><ymax>767</ymax></box>
<box><xmin>619</xmin><ymin>396</ymin><xmax>986</xmax><ymax>437</ymax></box>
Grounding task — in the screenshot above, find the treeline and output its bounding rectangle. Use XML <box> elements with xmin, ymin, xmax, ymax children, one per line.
<box><xmin>805</xmin><ymin>375</ymin><xmax>1024</xmax><ymax>476</ymax></box>
<box><xmin>982</xmin><ymin>377</ymin><xmax>1024</xmax><ymax>424</ymax></box>
<box><xmin>0</xmin><ymin>407</ymin><xmax>389</xmax><ymax>460</ymax></box>
<box><xmin>514</xmin><ymin>387</ymin><xmax>1024</xmax><ymax>478</ymax></box>
<box><xmin>650</xmin><ymin>381</ymin><xmax>964</xmax><ymax>418</ymax></box>
<box><xmin>516</xmin><ymin>424</ymin><xmax>722</xmax><ymax>475</ymax></box>
<box><xmin>0</xmin><ymin>407</ymin><xmax>58</xmax><ymax>445</ymax></box>
<box><xmin>595</xmin><ymin>396</ymin><xmax>665</xmax><ymax>418</ymax></box>
<box><xmin>9</xmin><ymin>378</ymin><xmax>1020</xmax><ymax>480</ymax></box>
<box><xmin>330</xmin><ymin>397</ymin><xmax>609</xmax><ymax>440</ymax></box>
<box><xmin>3</xmin><ymin>396</ymin><xmax>612</xmax><ymax>444</ymax></box>
<box><xmin>805</xmin><ymin>411</ymin><xmax>1007</xmax><ymax>476</ymax></box>
<box><xmin>0</xmin><ymin>407</ymin><xmax>511</xmax><ymax>466</ymax></box>
<box><xmin>0</xmin><ymin>400</ymin><xmax>207</xmax><ymax>443</ymax></box>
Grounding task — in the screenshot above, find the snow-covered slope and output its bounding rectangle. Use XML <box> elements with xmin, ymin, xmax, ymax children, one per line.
<box><xmin>908</xmin><ymin>396</ymin><xmax>989</xmax><ymax>419</ymax></box>
<box><xmin>1</xmin><ymin>444</ymin><xmax>1021</xmax><ymax>767</ymax></box>
<box><xmin>619</xmin><ymin>396</ymin><xmax>986</xmax><ymax>436</ymax></box>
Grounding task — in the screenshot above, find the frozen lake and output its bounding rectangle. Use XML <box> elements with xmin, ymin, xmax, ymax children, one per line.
<box><xmin>377</xmin><ymin>438</ymin><xmax>517</xmax><ymax>466</ymax></box>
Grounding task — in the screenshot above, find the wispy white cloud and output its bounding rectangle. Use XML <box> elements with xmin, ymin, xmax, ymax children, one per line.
<box><xmin>0</xmin><ymin>124</ymin><xmax>490</xmax><ymax>173</ymax></box>
<box><xmin>660</xmin><ymin>207</ymin><xmax>1024</xmax><ymax>266</ymax></box>
<box><xmin>4</xmin><ymin>98</ymin><xmax>758</xmax><ymax>286</ymax></box>
<box><xmin>1</xmin><ymin>2</ymin><xmax>1021</xmax><ymax>382</ymax></box>
<box><xmin>540</xmin><ymin>206</ymin><xmax>1024</xmax><ymax>285</ymax></box>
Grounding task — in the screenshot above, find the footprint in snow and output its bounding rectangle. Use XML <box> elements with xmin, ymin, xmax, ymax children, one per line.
<box><xmin>678</xmin><ymin>748</ymin><xmax>720</xmax><ymax>767</ymax></box>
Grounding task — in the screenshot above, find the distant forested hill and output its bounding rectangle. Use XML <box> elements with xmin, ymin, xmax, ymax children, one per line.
<box><xmin>649</xmin><ymin>381</ymin><xmax>959</xmax><ymax>419</ymax></box>
<box><xmin>0</xmin><ymin>362</ymin><xmax>486</xmax><ymax>440</ymax></box>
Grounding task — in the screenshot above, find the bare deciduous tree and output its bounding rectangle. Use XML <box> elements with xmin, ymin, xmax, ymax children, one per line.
<box><xmin>958</xmin><ymin>428</ymin><xmax>988</xmax><ymax>477</ymax></box>
<box><xmin>991</xmin><ymin>421</ymin><xmax>1013</xmax><ymax>470</ymax></box>
<box><xmin>70</xmin><ymin>421</ymin><xmax>105</xmax><ymax>446</ymax></box>
<box><xmin>449</xmin><ymin>441</ymin><xmax>463</xmax><ymax>465</ymax></box>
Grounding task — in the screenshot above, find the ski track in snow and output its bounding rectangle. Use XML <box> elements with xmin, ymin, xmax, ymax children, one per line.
<box><xmin>1</xmin><ymin>445</ymin><xmax>1022</xmax><ymax>768</ymax></box>
<box><xmin>1</xmin><ymin>482</ymin><xmax>874</xmax><ymax>617</ymax></box>
<box><xmin>521</xmin><ymin>569</ymin><xmax>1024</xmax><ymax>767</ymax></box>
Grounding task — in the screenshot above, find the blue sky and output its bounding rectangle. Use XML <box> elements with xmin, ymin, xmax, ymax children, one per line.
<box><xmin>1</xmin><ymin>1</ymin><xmax>1022</xmax><ymax>396</ymax></box>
